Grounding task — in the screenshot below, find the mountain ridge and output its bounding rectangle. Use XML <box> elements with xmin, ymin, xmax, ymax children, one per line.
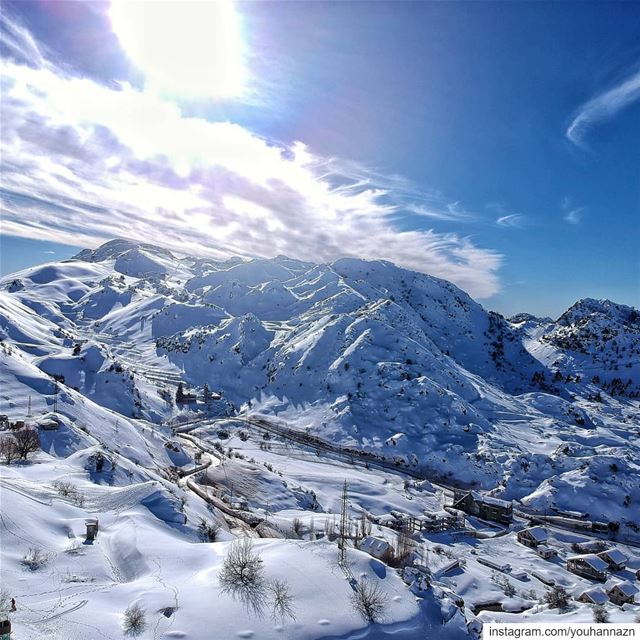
<box><xmin>1</xmin><ymin>239</ymin><xmax>638</xmax><ymax>520</ymax></box>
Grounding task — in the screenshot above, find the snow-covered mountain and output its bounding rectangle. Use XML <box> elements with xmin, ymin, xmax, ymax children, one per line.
<box><xmin>1</xmin><ymin>240</ymin><xmax>639</xmax><ymax>638</ymax></box>
<box><xmin>2</xmin><ymin>239</ymin><xmax>639</xmax><ymax>505</ymax></box>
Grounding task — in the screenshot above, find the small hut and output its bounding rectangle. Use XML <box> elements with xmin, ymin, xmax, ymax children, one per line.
<box><xmin>577</xmin><ymin>588</ymin><xmax>608</xmax><ymax>605</ymax></box>
<box><xmin>566</xmin><ymin>554</ymin><xmax>608</xmax><ymax>581</ymax></box>
<box><xmin>607</xmin><ymin>582</ymin><xmax>638</xmax><ymax>606</ymax></box>
<box><xmin>536</xmin><ymin>545</ymin><xmax>557</xmax><ymax>560</ymax></box>
<box><xmin>451</xmin><ymin>490</ymin><xmax>512</xmax><ymax>524</ymax></box>
<box><xmin>597</xmin><ymin>548</ymin><xmax>627</xmax><ymax>572</ymax></box>
<box><xmin>517</xmin><ymin>526</ymin><xmax>548</xmax><ymax>548</ymax></box>
<box><xmin>360</xmin><ymin>536</ymin><xmax>394</xmax><ymax>562</ymax></box>
<box><xmin>85</xmin><ymin>518</ymin><xmax>99</xmax><ymax>541</ymax></box>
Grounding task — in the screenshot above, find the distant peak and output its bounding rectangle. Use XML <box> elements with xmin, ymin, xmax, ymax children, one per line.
<box><xmin>74</xmin><ymin>238</ymin><xmax>176</xmax><ymax>263</ymax></box>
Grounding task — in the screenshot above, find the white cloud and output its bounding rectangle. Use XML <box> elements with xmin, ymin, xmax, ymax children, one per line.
<box><xmin>0</xmin><ymin>18</ymin><xmax>503</xmax><ymax>298</ymax></box>
<box><xmin>563</xmin><ymin>208</ymin><xmax>584</xmax><ymax>225</ymax></box>
<box><xmin>407</xmin><ymin>201</ymin><xmax>476</xmax><ymax>223</ymax></box>
<box><xmin>561</xmin><ymin>197</ymin><xmax>584</xmax><ymax>225</ymax></box>
<box><xmin>566</xmin><ymin>67</ymin><xmax>640</xmax><ymax>148</ymax></box>
<box><xmin>496</xmin><ymin>214</ymin><xmax>527</xmax><ymax>228</ymax></box>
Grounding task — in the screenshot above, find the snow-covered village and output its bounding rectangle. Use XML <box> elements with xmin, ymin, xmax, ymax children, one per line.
<box><xmin>1</xmin><ymin>1</ymin><xmax>639</xmax><ymax>639</ymax></box>
<box><xmin>0</xmin><ymin>239</ymin><xmax>639</xmax><ymax>638</ymax></box>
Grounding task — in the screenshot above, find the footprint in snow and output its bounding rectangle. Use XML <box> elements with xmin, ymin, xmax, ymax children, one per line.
<box><xmin>237</xmin><ymin>632</ymin><xmax>254</xmax><ymax>638</ymax></box>
<box><xmin>318</xmin><ymin>619</ymin><xmax>331</xmax><ymax>625</ymax></box>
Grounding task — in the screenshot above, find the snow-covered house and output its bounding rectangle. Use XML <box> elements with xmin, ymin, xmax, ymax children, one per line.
<box><xmin>574</xmin><ymin>540</ymin><xmax>606</xmax><ymax>554</ymax></box>
<box><xmin>566</xmin><ymin>554</ymin><xmax>608</xmax><ymax>581</ymax></box>
<box><xmin>452</xmin><ymin>490</ymin><xmax>512</xmax><ymax>525</ymax></box>
<box><xmin>597</xmin><ymin>548</ymin><xmax>627</xmax><ymax>571</ymax></box>
<box><xmin>36</xmin><ymin>414</ymin><xmax>60</xmax><ymax>430</ymax></box>
<box><xmin>360</xmin><ymin>536</ymin><xmax>393</xmax><ymax>562</ymax></box>
<box><xmin>577</xmin><ymin>588</ymin><xmax>608</xmax><ymax>605</ymax></box>
<box><xmin>517</xmin><ymin>526</ymin><xmax>548</xmax><ymax>548</ymax></box>
<box><xmin>536</xmin><ymin>545</ymin><xmax>557</xmax><ymax>559</ymax></box>
<box><xmin>607</xmin><ymin>581</ymin><xmax>638</xmax><ymax>606</ymax></box>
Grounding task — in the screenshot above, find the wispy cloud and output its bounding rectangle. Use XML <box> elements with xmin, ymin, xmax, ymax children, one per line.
<box><xmin>406</xmin><ymin>201</ymin><xmax>476</xmax><ymax>223</ymax></box>
<box><xmin>496</xmin><ymin>214</ymin><xmax>527</xmax><ymax>229</ymax></box>
<box><xmin>561</xmin><ymin>197</ymin><xmax>585</xmax><ymax>225</ymax></box>
<box><xmin>0</xmin><ymin>13</ymin><xmax>503</xmax><ymax>298</ymax></box>
<box><xmin>566</xmin><ymin>66</ymin><xmax>640</xmax><ymax>148</ymax></box>
<box><xmin>486</xmin><ymin>203</ymin><xmax>528</xmax><ymax>229</ymax></box>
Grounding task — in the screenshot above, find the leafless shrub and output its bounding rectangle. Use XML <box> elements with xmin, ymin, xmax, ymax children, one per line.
<box><xmin>123</xmin><ymin>603</ymin><xmax>146</xmax><ymax>635</ymax></box>
<box><xmin>22</xmin><ymin>547</ymin><xmax>50</xmax><ymax>570</ymax></box>
<box><xmin>219</xmin><ymin>538</ymin><xmax>266</xmax><ymax>616</ymax></box>
<box><xmin>291</xmin><ymin>518</ymin><xmax>304</xmax><ymax>538</ymax></box>
<box><xmin>219</xmin><ymin>538</ymin><xmax>264</xmax><ymax>590</ymax></box>
<box><xmin>0</xmin><ymin>435</ymin><xmax>18</xmax><ymax>465</ymax></box>
<box><xmin>592</xmin><ymin>604</ymin><xmax>609</xmax><ymax>623</ymax></box>
<box><xmin>492</xmin><ymin>572</ymin><xmax>516</xmax><ymax>597</ymax></box>
<box><xmin>65</xmin><ymin>539</ymin><xmax>85</xmax><ymax>555</ymax></box>
<box><xmin>350</xmin><ymin>578</ymin><xmax>388</xmax><ymax>623</ymax></box>
<box><xmin>61</xmin><ymin>569</ymin><xmax>94</xmax><ymax>583</ymax></box>
<box><xmin>544</xmin><ymin>585</ymin><xmax>570</xmax><ymax>611</ymax></box>
<box><xmin>53</xmin><ymin>480</ymin><xmax>85</xmax><ymax>506</ymax></box>
<box><xmin>197</xmin><ymin>518</ymin><xmax>221</xmax><ymax>542</ymax></box>
<box><xmin>269</xmin><ymin>579</ymin><xmax>296</xmax><ymax>622</ymax></box>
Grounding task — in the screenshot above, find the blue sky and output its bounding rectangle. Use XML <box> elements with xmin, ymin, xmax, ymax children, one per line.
<box><xmin>0</xmin><ymin>1</ymin><xmax>638</xmax><ymax>317</ymax></box>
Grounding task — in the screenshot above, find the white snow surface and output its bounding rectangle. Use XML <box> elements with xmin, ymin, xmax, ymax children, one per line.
<box><xmin>1</xmin><ymin>240</ymin><xmax>639</xmax><ymax>638</ymax></box>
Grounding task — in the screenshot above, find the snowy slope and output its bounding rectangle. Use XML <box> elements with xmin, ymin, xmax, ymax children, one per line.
<box><xmin>1</xmin><ymin>239</ymin><xmax>639</xmax><ymax>638</ymax></box>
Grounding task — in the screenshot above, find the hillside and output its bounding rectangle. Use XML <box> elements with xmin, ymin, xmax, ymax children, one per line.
<box><xmin>1</xmin><ymin>239</ymin><xmax>639</xmax><ymax>638</ymax></box>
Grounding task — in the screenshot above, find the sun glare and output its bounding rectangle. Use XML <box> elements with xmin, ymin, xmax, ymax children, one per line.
<box><xmin>109</xmin><ymin>0</ymin><xmax>247</xmax><ymax>99</ymax></box>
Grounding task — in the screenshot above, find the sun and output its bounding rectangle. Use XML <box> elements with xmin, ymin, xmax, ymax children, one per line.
<box><xmin>109</xmin><ymin>0</ymin><xmax>247</xmax><ymax>99</ymax></box>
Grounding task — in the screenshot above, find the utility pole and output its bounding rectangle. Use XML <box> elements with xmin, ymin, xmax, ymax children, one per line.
<box><xmin>53</xmin><ymin>379</ymin><xmax>59</xmax><ymax>415</ymax></box>
<box><xmin>338</xmin><ymin>480</ymin><xmax>349</xmax><ymax>566</ymax></box>
<box><xmin>27</xmin><ymin>395</ymin><xmax>32</xmax><ymax>418</ymax></box>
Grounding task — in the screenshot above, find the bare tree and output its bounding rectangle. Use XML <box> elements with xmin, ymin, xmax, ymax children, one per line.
<box><xmin>269</xmin><ymin>579</ymin><xmax>296</xmax><ymax>622</ymax></box>
<box><xmin>350</xmin><ymin>578</ymin><xmax>388</xmax><ymax>623</ymax></box>
<box><xmin>393</xmin><ymin>527</ymin><xmax>415</xmax><ymax>567</ymax></box>
<box><xmin>122</xmin><ymin>603</ymin><xmax>146</xmax><ymax>635</ymax></box>
<box><xmin>13</xmin><ymin>427</ymin><xmax>40</xmax><ymax>460</ymax></box>
<box><xmin>291</xmin><ymin>518</ymin><xmax>304</xmax><ymax>538</ymax></box>
<box><xmin>0</xmin><ymin>435</ymin><xmax>18</xmax><ymax>465</ymax></box>
<box><xmin>219</xmin><ymin>538</ymin><xmax>264</xmax><ymax>590</ymax></box>
<box><xmin>219</xmin><ymin>538</ymin><xmax>266</xmax><ymax>616</ymax></box>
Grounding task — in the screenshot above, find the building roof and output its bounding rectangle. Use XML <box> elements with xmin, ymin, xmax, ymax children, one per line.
<box><xmin>599</xmin><ymin>549</ymin><xmax>627</xmax><ymax>564</ymax></box>
<box><xmin>580</xmin><ymin>589</ymin><xmax>608</xmax><ymax>605</ymax></box>
<box><xmin>470</xmin><ymin>491</ymin><xmax>511</xmax><ymax>509</ymax></box>
<box><xmin>361</xmin><ymin>536</ymin><xmax>391</xmax><ymax>555</ymax></box>
<box><xmin>568</xmin><ymin>554</ymin><xmax>609</xmax><ymax>572</ymax></box>
<box><xmin>522</xmin><ymin>526</ymin><xmax>548</xmax><ymax>542</ymax></box>
<box><xmin>610</xmin><ymin>582</ymin><xmax>638</xmax><ymax>598</ymax></box>
<box><xmin>537</xmin><ymin>545</ymin><xmax>555</xmax><ymax>554</ymax></box>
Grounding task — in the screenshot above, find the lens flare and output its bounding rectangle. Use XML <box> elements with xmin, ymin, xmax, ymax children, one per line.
<box><xmin>110</xmin><ymin>0</ymin><xmax>247</xmax><ymax>99</ymax></box>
